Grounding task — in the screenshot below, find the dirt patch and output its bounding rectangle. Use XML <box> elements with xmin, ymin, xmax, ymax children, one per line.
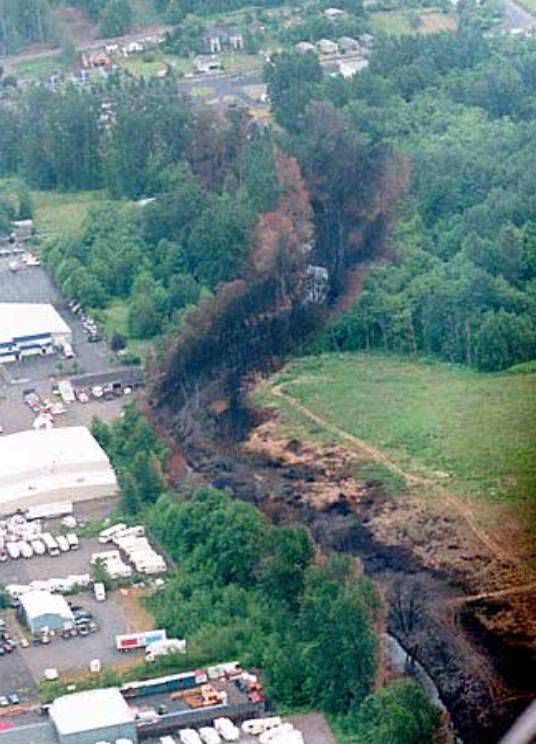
<box><xmin>116</xmin><ymin>587</ymin><xmax>154</xmax><ymax>633</ymax></box>
<box><xmin>52</xmin><ymin>6</ymin><xmax>97</xmax><ymax>46</ymax></box>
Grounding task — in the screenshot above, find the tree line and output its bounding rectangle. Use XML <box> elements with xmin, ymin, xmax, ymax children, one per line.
<box><xmin>265</xmin><ymin>29</ymin><xmax>536</xmax><ymax>371</ymax></box>
<box><xmin>30</xmin><ymin>86</ymin><xmax>281</xmax><ymax>340</ymax></box>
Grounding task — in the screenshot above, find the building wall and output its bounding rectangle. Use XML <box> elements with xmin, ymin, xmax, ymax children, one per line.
<box><xmin>59</xmin><ymin>721</ymin><xmax>137</xmax><ymax>744</ymax></box>
<box><xmin>26</xmin><ymin>611</ymin><xmax>70</xmax><ymax>634</ymax></box>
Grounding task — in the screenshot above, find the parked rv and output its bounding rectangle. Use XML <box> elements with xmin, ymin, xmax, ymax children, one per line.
<box><xmin>41</xmin><ymin>533</ymin><xmax>60</xmax><ymax>557</ymax></box>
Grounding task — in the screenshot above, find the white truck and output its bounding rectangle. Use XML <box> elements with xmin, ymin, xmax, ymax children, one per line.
<box><xmin>145</xmin><ymin>638</ymin><xmax>186</xmax><ymax>661</ymax></box>
<box><xmin>94</xmin><ymin>582</ymin><xmax>106</xmax><ymax>602</ymax></box>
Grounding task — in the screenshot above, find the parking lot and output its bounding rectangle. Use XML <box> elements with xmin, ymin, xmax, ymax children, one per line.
<box><xmin>0</xmin><ymin>522</ymin><xmax>157</xmax><ymax>698</ymax></box>
<box><xmin>0</xmin><ymin>257</ymin><xmax>138</xmax><ymax>435</ymax></box>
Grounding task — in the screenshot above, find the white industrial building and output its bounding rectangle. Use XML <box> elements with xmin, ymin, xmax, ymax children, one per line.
<box><xmin>0</xmin><ymin>427</ymin><xmax>118</xmax><ymax>512</ymax></box>
<box><xmin>0</xmin><ymin>303</ymin><xmax>71</xmax><ymax>363</ymax></box>
<box><xmin>19</xmin><ymin>590</ymin><xmax>74</xmax><ymax>634</ymax></box>
<box><xmin>50</xmin><ymin>688</ymin><xmax>137</xmax><ymax>744</ymax></box>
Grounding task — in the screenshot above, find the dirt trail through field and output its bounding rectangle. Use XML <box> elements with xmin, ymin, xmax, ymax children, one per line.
<box><xmin>270</xmin><ymin>382</ymin><xmax>531</xmax><ymax>578</ymax></box>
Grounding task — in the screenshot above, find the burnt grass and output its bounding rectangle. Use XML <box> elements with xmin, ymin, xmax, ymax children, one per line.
<box><xmin>153</xmin><ymin>399</ymin><xmax>533</xmax><ymax>744</ymax></box>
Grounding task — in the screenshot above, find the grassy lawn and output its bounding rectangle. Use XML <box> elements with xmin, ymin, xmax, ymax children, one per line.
<box><xmin>31</xmin><ymin>190</ymin><xmax>105</xmax><ymax>238</ymax></box>
<box><xmin>97</xmin><ymin>300</ymin><xmax>154</xmax><ymax>359</ymax></box>
<box><xmin>119</xmin><ymin>52</ymin><xmax>191</xmax><ymax>78</ymax></box>
<box><xmin>256</xmin><ymin>353</ymin><xmax>536</xmax><ymax>514</ymax></box>
<box><xmin>370</xmin><ymin>9</ymin><xmax>456</xmax><ymax>35</ymax></box>
<box><xmin>14</xmin><ymin>54</ymin><xmax>63</xmax><ymax>80</ymax></box>
<box><xmin>221</xmin><ymin>51</ymin><xmax>263</xmax><ymax>74</ymax></box>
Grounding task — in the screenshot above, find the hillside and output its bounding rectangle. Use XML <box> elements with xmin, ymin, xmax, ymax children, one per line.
<box><xmin>256</xmin><ymin>353</ymin><xmax>536</xmax><ymax>545</ymax></box>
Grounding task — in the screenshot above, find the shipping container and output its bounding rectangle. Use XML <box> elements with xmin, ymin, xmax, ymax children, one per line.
<box><xmin>121</xmin><ymin>670</ymin><xmax>203</xmax><ymax>698</ymax></box>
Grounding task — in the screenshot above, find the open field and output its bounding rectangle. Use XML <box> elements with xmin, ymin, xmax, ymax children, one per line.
<box><xmin>31</xmin><ymin>189</ymin><xmax>104</xmax><ymax>238</ymax></box>
<box><xmin>369</xmin><ymin>9</ymin><xmax>457</xmax><ymax>34</ymax></box>
<box><xmin>255</xmin><ymin>353</ymin><xmax>536</xmax><ymax>552</ymax></box>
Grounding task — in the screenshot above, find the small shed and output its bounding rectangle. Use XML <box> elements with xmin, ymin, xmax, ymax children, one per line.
<box><xmin>19</xmin><ymin>590</ymin><xmax>74</xmax><ymax>634</ymax></box>
<box><xmin>50</xmin><ymin>688</ymin><xmax>137</xmax><ymax>744</ymax></box>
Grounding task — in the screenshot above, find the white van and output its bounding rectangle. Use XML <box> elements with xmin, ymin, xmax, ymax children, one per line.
<box><xmin>66</xmin><ymin>533</ymin><xmax>79</xmax><ymax>550</ymax></box>
<box><xmin>214</xmin><ymin>719</ymin><xmax>239</xmax><ymax>742</ymax></box>
<box><xmin>19</xmin><ymin>541</ymin><xmax>33</xmax><ymax>559</ymax></box>
<box><xmin>94</xmin><ymin>582</ymin><xmax>106</xmax><ymax>602</ymax></box>
<box><xmin>179</xmin><ymin>731</ymin><xmax>202</xmax><ymax>744</ymax></box>
<box><xmin>56</xmin><ymin>535</ymin><xmax>70</xmax><ymax>553</ymax></box>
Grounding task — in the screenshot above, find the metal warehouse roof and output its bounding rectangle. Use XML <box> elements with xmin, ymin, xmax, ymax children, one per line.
<box><xmin>50</xmin><ymin>688</ymin><xmax>135</xmax><ymax>735</ymax></box>
<box><xmin>0</xmin><ymin>427</ymin><xmax>118</xmax><ymax>508</ymax></box>
<box><xmin>19</xmin><ymin>590</ymin><xmax>73</xmax><ymax>622</ymax></box>
<box><xmin>0</xmin><ymin>304</ymin><xmax>70</xmax><ymax>344</ymax></box>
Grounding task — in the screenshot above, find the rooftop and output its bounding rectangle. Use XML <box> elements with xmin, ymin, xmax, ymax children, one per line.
<box><xmin>0</xmin><ymin>304</ymin><xmax>70</xmax><ymax>344</ymax></box>
<box><xmin>0</xmin><ymin>427</ymin><xmax>118</xmax><ymax>508</ymax></box>
<box><xmin>20</xmin><ymin>590</ymin><xmax>73</xmax><ymax>622</ymax></box>
<box><xmin>50</xmin><ymin>688</ymin><xmax>135</xmax><ymax>735</ymax></box>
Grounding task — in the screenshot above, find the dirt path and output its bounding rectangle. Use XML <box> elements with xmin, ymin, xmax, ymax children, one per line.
<box><xmin>270</xmin><ymin>383</ymin><xmax>531</xmax><ymax>576</ymax></box>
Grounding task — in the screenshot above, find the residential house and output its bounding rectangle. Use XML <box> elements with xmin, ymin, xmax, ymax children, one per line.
<box><xmin>324</xmin><ymin>7</ymin><xmax>346</xmax><ymax>19</ymax></box>
<box><xmin>203</xmin><ymin>24</ymin><xmax>244</xmax><ymax>54</ymax></box>
<box><xmin>338</xmin><ymin>36</ymin><xmax>361</xmax><ymax>53</ymax></box>
<box><xmin>194</xmin><ymin>55</ymin><xmax>223</xmax><ymax>74</ymax></box>
<box><xmin>338</xmin><ymin>58</ymin><xmax>369</xmax><ymax>78</ymax></box>
<box><xmin>295</xmin><ymin>41</ymin><xmax>316</xmax><ymax>53</ymax></box>
<box><xmin>317</xmin><ymin>38</ymin><xmax>339</xmax><ymax>55</ymax></box>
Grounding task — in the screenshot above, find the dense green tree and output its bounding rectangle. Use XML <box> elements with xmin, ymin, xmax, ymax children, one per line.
<box><xmin>265</xmin><ymin>51</ymin><xmax>323</xmax><ymax>131</ymax></box>
<box><xmin>98</xmin><ymin>0</ymin><xmax>132</xmax><ymax>37</ymax></box>
<box><xmin>347</xmin><ymin>679</ymin><xmax>441</xmax><ymax>744</ymax></box>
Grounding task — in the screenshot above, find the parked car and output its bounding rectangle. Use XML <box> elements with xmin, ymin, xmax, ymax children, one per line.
<box><xmin>0</xmin><ymin>697</ymin><xmax>8</xmax><ymax>707</ymax></box>
<box><xmin>91</xmin><ymin>386</ymin><xmax>103</xmax><ymax>399</ymax></box>
<box><xmin>88</xmin><ymin>334</ymin><xmax>102</xmax><ymax>343</ymax></box>
<box><xmin>8</xmin><ymin>694</ymin><xmax>19</xmax><ymax>705</ymax></box>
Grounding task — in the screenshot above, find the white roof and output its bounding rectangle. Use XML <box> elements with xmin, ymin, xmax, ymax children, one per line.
<box><xmin>0</xmin><ymin>303</ymin><xmax>70</xmax><ymax>343</ymax></box>
<box><xmin>51</xmin><ymin>687</ymin><xmax>135</xmax><ymax>734</ymax></box>
<box><xmin>20</xmin><ymin>590</ymin><xmax>73</xmax><ymax>622</ymax></box>
<box><xmin>0</xmin><ymin>427</ymin><xmax>118</xmax><ymax>509</ymax></box>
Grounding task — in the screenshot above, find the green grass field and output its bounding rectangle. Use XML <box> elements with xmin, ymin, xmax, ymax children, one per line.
<box><xmin>256</xmin><ymin>353</ymin><xmax>536</xmax><ymax>513</ymax></box>
<box><xmin>31</xmin><ymin>189</ymin><xmax>104</xmax><ymax>237</ymax></box>
<box><xmin>97</xmin><ymin>299</ymin><xmax>154</xmax><ymax>359</ymax></box>
<box><xmin>369</xmin><ymin>9</ymin><xmax>456</xmax><ymax>35</ymax></box>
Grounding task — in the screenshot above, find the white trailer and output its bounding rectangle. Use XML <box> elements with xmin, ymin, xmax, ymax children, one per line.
<box><xmin>56</xmin><ymin>535</ymin><xmax>70</xmax><ymax>552</ymax></box>
<box><xmin>66</xmin><ymin>533</ymin><xmax>79</xmax><ymax>550</ymax></box>
<box><xmin>98</xmin><ymin>523</ymin><xmax>127</xmax><ymax>544</ymax></box>
<box><xmin>6</xmin><ymin>542</ymin><xmax>20</xmax><ymax>560</ymax></box>
<box><xmin>180</xmin><ymin>730</ymin><xmax>202</xmax><ymax>744</ymax></box>
<box><xmin>26</xmin><ymin>502</ymin><xmax>73</xmax><ymax>521</ymax></box>
<box><xmin>214</xmin><ymin>719</ymin><xmax>240</xmax><ymax>742</ymax></box>
<box><xmin>30</xmin><ymin>539</ymin><xmax>46</xmax><ymax>556</ymax></box>
<box><xmin>19</xmin><ymin>541</ymin><xmax>33</xmax><ymax>559</ymax></box>
<box><xmin>41</xmin><ymin>533</ymin><xmax>60</xmax><ymax>556</ymax></box>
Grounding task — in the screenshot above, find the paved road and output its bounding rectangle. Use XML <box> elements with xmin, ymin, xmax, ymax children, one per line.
<box><xmin>0</xmin><ymin>24</ymin><xmax>173</xmax><ymax>74</ymax></box>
